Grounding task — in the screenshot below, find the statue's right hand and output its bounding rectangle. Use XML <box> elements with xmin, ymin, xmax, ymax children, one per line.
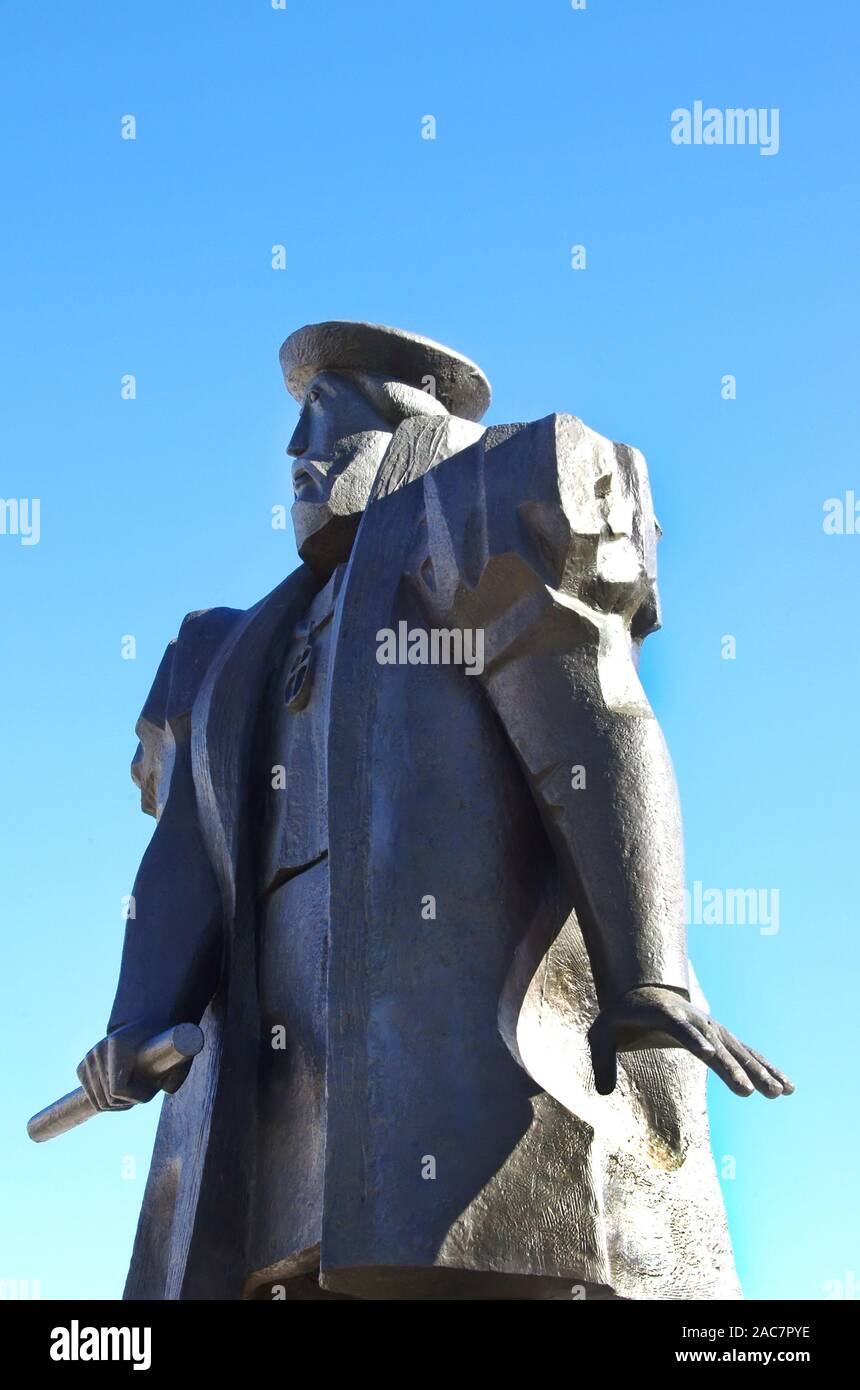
<box><xmin>76</xmin><ymin>1022</ymin><xmax>170</xmax><ymax>1111</ymax></box>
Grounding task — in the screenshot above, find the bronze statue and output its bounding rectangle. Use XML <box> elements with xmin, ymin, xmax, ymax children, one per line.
<box><xmin>30</xmin><ymin>322</ymin><xmax>793</xmax><ymax>1300</ymax></box>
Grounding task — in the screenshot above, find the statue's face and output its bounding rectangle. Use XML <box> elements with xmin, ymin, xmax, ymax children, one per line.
<box><xmin>288</xmin><ymin>370</ymin><xmax>394</xmax><ymax>574</ymax></box>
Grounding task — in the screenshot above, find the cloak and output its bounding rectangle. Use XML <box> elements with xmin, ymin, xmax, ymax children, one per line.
<box><xmin>123</xmin><ymin>413</ymin><xmax>740</xmax><ymax>1300</ymax></box>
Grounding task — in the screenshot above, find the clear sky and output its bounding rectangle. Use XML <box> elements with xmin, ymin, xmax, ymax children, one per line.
<box><xmin>1</xmin><ymin>0</ymin><xmax>857</xmax><ymax>1301</ymax></box>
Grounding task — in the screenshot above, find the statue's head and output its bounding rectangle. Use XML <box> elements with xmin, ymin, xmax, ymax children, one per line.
<box><xmin>280</xmin><ymin>322</ymin><xmax>491</xmax><ymax>575</ymax></box>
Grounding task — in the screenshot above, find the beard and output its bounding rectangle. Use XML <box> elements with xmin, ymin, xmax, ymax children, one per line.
<box><xmin>294</xmin><ymin>506</ymin><xmax>362</xmax><ymax>578</ymax></box>
<box><xmin>290</xmin><ymin>430</ymin><xmax>394</xmax><ymax>578</ymax></box>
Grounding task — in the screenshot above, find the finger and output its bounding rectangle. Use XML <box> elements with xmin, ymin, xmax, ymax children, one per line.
<box><xmin>75</xmin><ymin>1056</ymin><xmax>99</xmax><ymax>1110</ymax></box>
<box><xmin>93</xmin><ymin>1046</ymin><xmax>132</xmax><ymax>1110</ymax></box>
<box><xmin>106</xmin><ymin>1036</ymin><xmax>153</xmax><ymax>1106</ymax></box>
<box><xmin>76</xmin><ymin>1053</ymin><xmax>109</xmax><ymax>1112</ymax></box>
<box><xmin>588</xmin><ymin>1017</ymin><xmax>618</xmax><ymax>1096</ymax></box>
<box><xmin>82</xmin><ymin>1047</ymin><xmax>133</xmax><ymax>1111</ymax></box>
<box><xmin>105</xmin><ymin>1036</ymin><xmax>129</xmax><ymax>1102</ymax></box>
<box><xmin>659</xmin><ymin>1016</ymin><xmax>718</xmax><ymax>1061</ymax></box>
<box><xmin>92</xmin><ymin>1046</ymin><xmax>113</xmax><ymax>1106</ymax></box>
<box><xmin>719</xmin><ymin>1033</ymin><xmax>785</xmax><ymax>1098</ymax></box>
<box><xmin>736</xmin><ymin>1041</ymin><xmax>795</xmax><ymax>1096</ymax></box>
<box><xmin>702</xmin><ymin>1037</ymin><xmax>756</xmax><ymax>1097</ymax></box>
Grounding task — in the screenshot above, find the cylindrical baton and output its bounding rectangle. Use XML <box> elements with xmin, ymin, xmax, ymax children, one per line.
<box><xmin>26</xmin><ymin>1023</ymin><xmax>204</xmax><ymax>1143</ymax></box>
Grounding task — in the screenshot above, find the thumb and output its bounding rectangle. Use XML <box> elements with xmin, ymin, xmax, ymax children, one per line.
<box><xmin>588</xmin><ymin>1015</ymin><xmax>618</xmax><ymax>1096</ymax></box>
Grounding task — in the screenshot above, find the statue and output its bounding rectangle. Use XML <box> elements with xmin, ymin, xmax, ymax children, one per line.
<box><xmin>30</xmin><ymin>322</ymin><xmax>793</xmax><ymax>1300</ymax></box>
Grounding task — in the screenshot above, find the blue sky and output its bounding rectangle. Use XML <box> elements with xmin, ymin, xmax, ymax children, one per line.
<box><xmin>1</xmin><ymin>0</ymin><xmax>857</xmax><ymax>1300</ymax></box>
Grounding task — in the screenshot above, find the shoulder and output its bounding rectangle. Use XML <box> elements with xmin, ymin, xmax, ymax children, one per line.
<box><xmin>131</xmin><ymin>605</ymin><xmax>244</xmax><ymax>818</ymax></box>
<box><xmin>426</xmin><ymin>411</ymin><xmax>653</xmax><ymax>544</ymax></box>
<box><xmin>138</xmin><ymin>605</ymin><xmax>246</xmax><ymax>726</ymax></box>
<box><xmin>167</xmin><ymin>606</ymin><xmax>245</xmax><ymax>720</ymax></box>
<box><xmin>478</xmin><ymin>413</ymin><xmax>658</xmax><ymax>558</ymax></box>
<box><xmin>419</xmin><ymin>413</ymin><xmax>661</xmax><ymax>633</ymax></box>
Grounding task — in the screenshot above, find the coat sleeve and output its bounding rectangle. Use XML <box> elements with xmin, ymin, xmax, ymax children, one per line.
<box><xmin>109</xmin><ymin>605</ymin><xmax>244</xmax><ymax>1035</ymax></box>
<box><xmin>414</xmin><ymin>413</ymin><xmax>689</xmax><ymax>1007</ymax></box>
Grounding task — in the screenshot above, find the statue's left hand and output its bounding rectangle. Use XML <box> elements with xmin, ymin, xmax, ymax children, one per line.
<box><xmin>588</xmin><ymin>985</ymin><xmax>795</xmax><ymax>1099</ymax></box>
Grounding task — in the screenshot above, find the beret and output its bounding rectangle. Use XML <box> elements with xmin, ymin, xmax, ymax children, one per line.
<box><xmin>279</xmin><ymin>320</ymin><xmax>491</xmax><ymax>422</ymax></box>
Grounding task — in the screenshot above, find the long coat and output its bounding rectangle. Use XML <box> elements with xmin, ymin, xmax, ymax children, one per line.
<box><xmin>123</xmin><ymin>413</ymin><xmax>740</xmax><ymax>1300</ymax></box>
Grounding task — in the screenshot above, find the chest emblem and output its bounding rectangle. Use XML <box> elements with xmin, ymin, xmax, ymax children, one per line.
<box><xmin>284</xmin><ymin>640</ymin><xmax>315</xmax><ymax>711</ymax></box>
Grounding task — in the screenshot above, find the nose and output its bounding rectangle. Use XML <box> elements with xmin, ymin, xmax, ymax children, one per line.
<box><xmin>287</xmin><ymin>407</ymin><xmax>310</xmax><ymax>458</ymax></box>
